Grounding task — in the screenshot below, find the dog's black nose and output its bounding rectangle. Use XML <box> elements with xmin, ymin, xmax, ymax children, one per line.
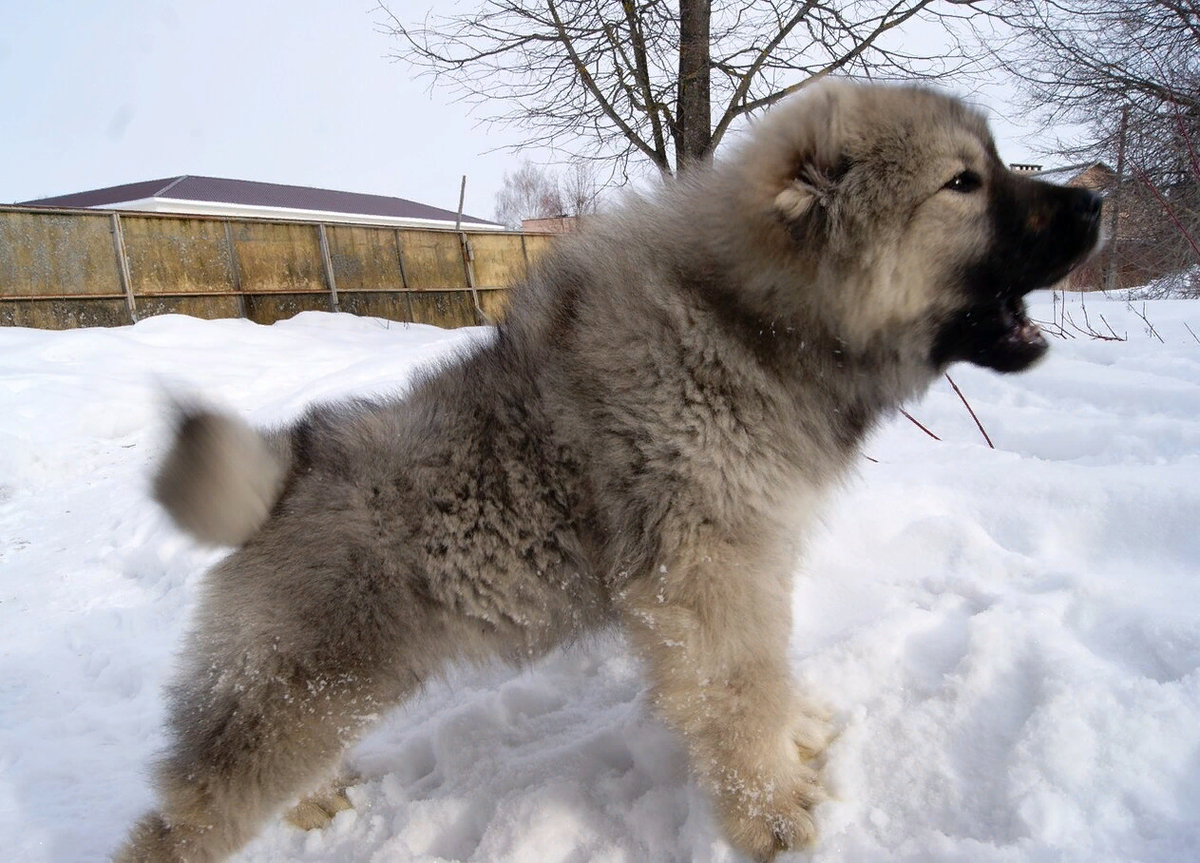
<box><xmin>1074</xmin><ymin>190</ymin><xmax>1103</xmax><ymax>225</ymax></box>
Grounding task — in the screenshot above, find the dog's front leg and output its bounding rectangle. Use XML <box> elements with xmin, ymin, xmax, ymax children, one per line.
<box><xmin>617</xmin><ymin>552</ymin><xmax>828</xmax><ymax>861</ymax></box>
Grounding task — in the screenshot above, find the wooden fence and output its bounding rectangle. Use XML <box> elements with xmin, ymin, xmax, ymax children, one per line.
<box><xmin>0</xmin><ymin>206</ymin><xmax>554</xmax><ymax>330</ymax></box>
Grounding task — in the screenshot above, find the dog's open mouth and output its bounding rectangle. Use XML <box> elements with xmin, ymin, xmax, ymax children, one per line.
<box><xmin>933</xmin><ymin>291</ymin><xmax>1050</xmax><ymax>374</ymax></box>
<box><xmin>999</xmin><ymin>293</ymin><xmax>1047</xmax><ymax>355</ymax></box>
<box><xmin>970</xmin><ymin>293</ymin><xmax>1049</xmax><ymax>372</ymax></box>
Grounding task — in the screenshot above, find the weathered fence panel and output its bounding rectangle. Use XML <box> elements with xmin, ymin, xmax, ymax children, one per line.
<box><xmin>324</xmin><ymin>224</ymin><xmax>413</xmax><ymax>321</ymax></box>
<box><xmin>122</xmin><ymin>215</ymin><xmax>241</xmax><ymax>320</ymax></box>
<box><xmin>397</xmin><ymin>230</ymin><xmax>468</xmax><ymax>291</ymax></box>
<box><xmin>232</xmin><ymin>222</ymin><xmax>327</xmax><ymax>295</ymax></box>
<box><xmin>0</xmin><ymin>210</ymin><xmax>127</xmax><ymax>328</ymax></box>
<box><xmin>410</xmin><ymin>291</ymin><xmax>479</xmax><ymax>328</ymax></box>
<box><xmin>470</xmin><ymin>231</ymin><xmax>529</xmax><ymax>289</ymax></box>
<box><xmin>476</xmin><ymin>288</ymin><xmax>512</xmax><ymax>322</ymax></box>
<box><xmin>520</xmin><ymin>233</ymin><xmax>555</xmax><ymax>266</ymax></box>
<box><xmin>325</xmin><ymin>224</ymin><xmax>403</xmax><ymax>292</ymax></box>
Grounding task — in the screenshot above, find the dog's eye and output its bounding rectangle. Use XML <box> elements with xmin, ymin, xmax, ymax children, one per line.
<box><xmin>944</xmin><ymin>171</ymin><xmax>982</xmax><ymax>194</ymax></box>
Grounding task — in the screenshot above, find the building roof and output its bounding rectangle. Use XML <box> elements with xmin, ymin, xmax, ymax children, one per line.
<box><xmin>1030</xmin><ymin>161</ymin><xmax>1115</xmax><ymax>186</ymax></box>
<box><xmin>18</xmin><ymin>175</ymin><xmax>502</xmax><ymax>229</ymax></box>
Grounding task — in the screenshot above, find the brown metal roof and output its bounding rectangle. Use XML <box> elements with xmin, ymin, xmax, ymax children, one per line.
<box><xmin>19</xmin><ymin>175</ymin><xmax>500</xmax><ymax>226</ymax></box>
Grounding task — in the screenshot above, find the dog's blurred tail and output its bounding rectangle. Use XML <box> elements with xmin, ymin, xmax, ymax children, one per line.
<box><xmin>153</xmin><ymin>405</ymin><xmax>290</xmax><ymax>547</ymax></box>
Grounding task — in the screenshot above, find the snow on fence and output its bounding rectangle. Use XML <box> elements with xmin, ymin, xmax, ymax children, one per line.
<box><xmin>0</xmin><ymin>206</ymin><xmax>553</xmax><ymax>330</ymax></box>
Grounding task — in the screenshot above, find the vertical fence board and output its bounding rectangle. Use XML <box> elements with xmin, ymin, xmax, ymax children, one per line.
<box><xmin>224</xmin><ymin>220</ymin><xmax>247</xmax><ymax>318</ymax></box>
<box><xmin>317</xmin><ymin>224</ymin><xmax>340</xmax><ymax>313</ymax></box>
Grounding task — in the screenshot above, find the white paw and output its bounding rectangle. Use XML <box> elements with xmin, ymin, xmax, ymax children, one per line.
<box><xmin>284</xmin><ymin>772</ymin><xmax>359</xmax><ymax>830</ymax></box>
<box><xmin>716</xmin><ymin>761</ymin><xmax>824</xmax><ymax>861</ymax></box>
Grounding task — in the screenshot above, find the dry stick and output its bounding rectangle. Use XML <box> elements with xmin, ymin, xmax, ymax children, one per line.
<box><xmin>1184</xmin><ymin>321</ymin><xmax>1200</xmax><ymax>346</ymax></box>
<box><xmin>1064</xmin><ymin>308</ymin><xmax>1122</xmax><ymax>341</ymax></box>
<box><xmin>1131</xmin><ymin>301</ymin><xmax>1166</xmax><ymax>344</ymax></box>
<box><xmin>899</xmin><ymin>408</ymin><xmax>941</xmax><ymax>441</ymax></box>
<box><xmin>1064</xmin><ymin>309</ymin><xmax>1091</xmax><ymax>339</ymax></box>
<box><xmin>1075</xmin><ymin>296</ymin><xmax>1121</xmax><ymax>340</ymax></box>
<box><xmin>1033</xmin><ymin>315</ymin><xmax>1076</xmax><ymax>339</ymax></box>
<box><xmin>944</xmin><ymin>373</ymin><xmax>995</xmax><ymax>449</ymax></box>
<box><xmin>1097</xmin><ymin>313</ymin><xmax>1127</xmax><ymax>342</ymax></box>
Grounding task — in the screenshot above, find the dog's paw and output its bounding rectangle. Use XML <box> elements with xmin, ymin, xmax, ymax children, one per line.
<box><xmin>284</xmin><ymin>772</ymin><xmax>359</xmax><ymax>830</ymax></box>
<box><xmin>715</xmin><ymin>758</ymin><xmax>824</xmax><ymax>862</ymax></box>
<box><xmin>790</xmin><ymin>704</ymin><xmax>834</xmax><ymax>761</ymax></box>
<box><xmin>711</xmin><ymin>715</ymin><xmax>831</xmax><ymax>862</ymax></box>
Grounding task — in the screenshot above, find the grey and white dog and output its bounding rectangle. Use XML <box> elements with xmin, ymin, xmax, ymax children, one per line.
<box><xmin>117</xmin><ymin>80</ymin><xmax>1101</xmax><ymax>862</ymax></box>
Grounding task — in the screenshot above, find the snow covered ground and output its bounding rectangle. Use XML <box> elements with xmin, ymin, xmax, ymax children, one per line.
<box><xmin>2</xmin><ymin>293</ymin><xmax>1198</xmax><ymax>862</ymax></box>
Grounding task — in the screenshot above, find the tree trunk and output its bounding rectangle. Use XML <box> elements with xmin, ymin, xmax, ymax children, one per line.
<box><xmin>676</xmin><ymin>0</ymin><xmax>712</xmax><ymax>169</ymax></box>
<box><xmin>1104</xmin><ymin>105</ymin><xmax>1129</xmax><ymax>293</ymax></box>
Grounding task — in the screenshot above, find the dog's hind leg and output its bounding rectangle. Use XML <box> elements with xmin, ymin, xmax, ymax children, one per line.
<box><xmin>113</xmin><ymin>537</ymin><xmax>422</xmax><ymax>863</ymax></box>
<box><xmin>114</xmin><ymin>650</ymin><xmax>402</xmax><ymax>863</ymax></box>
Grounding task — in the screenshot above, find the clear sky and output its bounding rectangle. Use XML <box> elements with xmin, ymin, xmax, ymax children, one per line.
<box><xmin>0</xmin><ymin>2</ymin><xmax>1054</xmax><ymax>221</ymax></box>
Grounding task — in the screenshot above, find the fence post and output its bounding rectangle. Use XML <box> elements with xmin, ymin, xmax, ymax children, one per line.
<box><xmin>317</xmin><ymin>223</ymin><xmax>340</xmax><ymax>313</ymax></box>
<box><xmin>109</xmin><ymin>212</ymin><xmax>138</xmax><ymax>324</ymax></box>
<box><xmin>223</xmin><ymin>220</ymin><xmax>247</xmax><ymax>318</ymax></box>
<box><xmin>453</xmin><ymin>175</ymin><xmax>486</xmax><ymax>325</ymax></box>
<box><xmin>459</xmin><ymin>232</ymin><xmax>487</xmax><ymax>325</ymax></box>
<box><xmin>393</xmin><ymin>228</ymin><xmax>414</xmax><ymax>321</ymax></box>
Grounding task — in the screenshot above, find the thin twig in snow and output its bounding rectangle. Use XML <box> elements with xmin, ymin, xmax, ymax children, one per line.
<box><xmin>1129</xmin><ymin>301</ymin><xmax>1166</xmax><ymax>343</ymax></box>
<box><xmin>1097</xmin><ymin>313</ymin><xmax>1126</xmax><ymax>342</ymax></box>
<box><xmin>1064</xmin><ymin>307</ymin><xmax>1124</xmax><ymax>341</ymax></box>
<box><xmin>899</xmin><ymin>408</ymin><xmax>941</xmax><ymax>441</ymax></box>
<box><xmin>945</xmin><ymin>373</ymin><xmax>994</xmax><ymax>449</ymax></box>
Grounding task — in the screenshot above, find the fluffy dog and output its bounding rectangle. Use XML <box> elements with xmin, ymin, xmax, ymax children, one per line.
<box><xmin>116</xmin><ymin>80</ymin><xmax>1101</xmax><ymax>862</ymax></box>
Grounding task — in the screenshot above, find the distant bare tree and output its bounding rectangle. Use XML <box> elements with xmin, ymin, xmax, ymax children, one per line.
<box><xmin>377</xmin><ymin>1</ymin><xmax>1011</xmax><ymax>178</ymax></box>
<box><xmin>494</xmin><ymin>161</ymin><xmax>565</xmax><ymax>228</ymax></box>
<box><xmin>560</xmin><ymin>160</ymin><xmax>601</xmax><ymax>218</ymax></box>
<box><xmin>998</xmin><ymin>0</ymin><xmax>1200</xmax><ymax>292</ymax></box>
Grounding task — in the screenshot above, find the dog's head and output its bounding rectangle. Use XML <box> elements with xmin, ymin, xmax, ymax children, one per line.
<box><xmin>732</xmin><ymin>80</ymin><xmax>1102</xmax><ymax>375</ymax></box>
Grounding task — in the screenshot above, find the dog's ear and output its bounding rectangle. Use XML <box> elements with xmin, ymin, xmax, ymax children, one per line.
<box><xmin>774</xmin><ymin>160</ymin><xmax>844</xmax><ymax>220</ymax></box>
<box><xmin>770</xmin><ymin>86</ymin><xmax>852</xmax><ymax>223</ymax></box>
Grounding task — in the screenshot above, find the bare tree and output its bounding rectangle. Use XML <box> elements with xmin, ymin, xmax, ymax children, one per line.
<box><xmin>377</xmin><ymin>1</ymin><xmax>1009</xmax><ymax>178</ymax></box>
<box><xmin>494</xmin><ymin>159</ymin><xmax>603</xmax><ymax>228</ymax></box>
<box><xmin>494</xmin><ymin>161</ymin><xmax>565</xmax><ymax>228</ymax></box>
<box><xmin>561</xmin><ymin>160</ymin><xmax>602</xmax><ymax>217</ymax></box>
<box><xmin>998</xmin><ymin>1</ymin><xmax>1198</xmax><ymax>128</ymax></box>
<box><xmin>998</xmin><ymin>0</ymin><xmax>1200</xmax><ymax>292</ymax></box>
